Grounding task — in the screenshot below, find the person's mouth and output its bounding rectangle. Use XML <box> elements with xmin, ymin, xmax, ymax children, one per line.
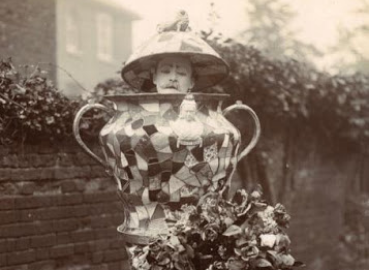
<box><xmin>164</xmin><ymin>83</ymin><xmax>178</xmax><ymax>89</ymax></box>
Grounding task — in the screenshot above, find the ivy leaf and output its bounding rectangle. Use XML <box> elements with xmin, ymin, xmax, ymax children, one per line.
<box><xmin>337</xmin><ymin>94</ymin><xmax>346</xmax><ymax>105</ymax></box>
<box><xmin>223</xmin><ymin>225</ymin><xmax>242</xmax><ymax>236</ymax></box>
<box><xmin>293</xmin><ymin>261</ymin><xmax>306</xmax><ymax>267</ymax></box>
<box><xmin>260</xmin><ymin>234</ymin><xmax>277</xmax><ymax>248</ymax></box>
<box><xmin>224</xmin><ymin>217</ymin><xmax>235</xmax><ymax>227</ymax></box>
<box><xmin>280</xmin><ymin>254</ymin><xmax>295</xmax><ymax>266</ymax></box>
<box><xmin>9</xmin><ymin>84</ymin><xmax>27</xmax><ymax>94</ymax></box>
<box><xmin>46</xmin><ymin>116</ymin><xmax>55</xmax><ymax>125</ymax></box>
<box><xmin>349</xmin><ymin>118</ymin><xmax>366</xmax><ymax>127</ymax></box>
<box><xmin>255</xmin><ymin>258</ymin><xmax>273</xmax><ymax>268</ymax></box>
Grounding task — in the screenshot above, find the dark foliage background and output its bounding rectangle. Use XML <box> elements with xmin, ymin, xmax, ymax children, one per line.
<box><xmin>203</xmin><ymin>33</ymin><xmax>369</xmax><ymax>144</ymax></box>
<box><xmin>1</xmin><ymin>33</ymin><xmax>369</xmax><ymax>145</ymax></box>
<box><xmin>0</xmin><ymin>59</ymin><xmax>80</xmax><ymax>145</ymax></box>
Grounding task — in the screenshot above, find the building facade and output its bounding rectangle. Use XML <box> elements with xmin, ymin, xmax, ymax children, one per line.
<box><xmin>0</xmin><ymin>0</ymin><xmax>139</xmax><ymax>97</ymax></box>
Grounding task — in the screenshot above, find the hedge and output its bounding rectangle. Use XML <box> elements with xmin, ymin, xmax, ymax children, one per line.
<box><xmin>1</xmin><ymin>35</ymin><xmax>369</xmax><ymax>145</ymax></box>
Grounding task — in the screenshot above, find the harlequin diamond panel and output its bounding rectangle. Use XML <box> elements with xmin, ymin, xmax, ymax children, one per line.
<box><xmin>100</xmin><ymin>97</ymin><xmax>240</xmax><ymax>238</ymax></box>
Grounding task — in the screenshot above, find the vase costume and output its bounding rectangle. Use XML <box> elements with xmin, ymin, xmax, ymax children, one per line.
<box><xmin>73</xmin><ymin>10</ymin><xmax>261</xmax><ymax>270</ymax></box>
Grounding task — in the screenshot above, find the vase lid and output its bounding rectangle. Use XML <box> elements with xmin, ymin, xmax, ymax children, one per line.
<box><xmin>121</xmin><ymin>10</ymin><xmax>229</xmax><ymax>92</ymax></box>
<box><xmin>104</xmin><ymin>92</ymin><xmax>229</xmax><ymax>102</ymax></box>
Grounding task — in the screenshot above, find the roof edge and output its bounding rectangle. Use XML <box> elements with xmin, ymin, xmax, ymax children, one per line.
<box><xmin>93</xmin><ymin>0</ymin><xmax>141</xmax><ymax>20</ymax></box>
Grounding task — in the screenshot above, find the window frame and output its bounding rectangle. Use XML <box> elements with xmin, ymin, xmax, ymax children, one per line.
<box><xmin>96</xmin><ymin>12</ymin><xmax>113</xmax><ymax>62</ymax></box>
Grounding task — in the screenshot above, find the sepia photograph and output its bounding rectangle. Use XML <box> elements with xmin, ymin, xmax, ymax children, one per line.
<box><xmin>0</xmin><ymin>0</ymin><xmax>368</xmax><ymax>269</ymax></box>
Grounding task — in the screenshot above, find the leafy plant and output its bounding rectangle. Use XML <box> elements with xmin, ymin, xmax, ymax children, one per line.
<box><xmin>2</xmin><ymin>30</ymin><xmax>369</xmax><ymax>146</ymax></box>
<box><xmin>238</xmin><ymin>0</ymin><xmax>321</xmax><ymax>62</ymax></box>
<box><xmin>0</xmin><ymin>58</ymin><xmax>80</xmax><ymax>144</ymax></box>
<box><xmin>0</xmin><ymin>58</ymin><xmax>135</xmax><ymax>145</ymax></box>
<box><xmin>88</xmin><ymin>78</ymin><xmax>138</xmax><ymax>103</ymax></box>
<box><xmin>203</xmin><ymin>35</ymin><xmax>369</xmax><ymax>143</ymax></box>
<box><xmin>129</xmin><ymin>189</ymin><xmax>303</xmax><ymax>270</ymax></box>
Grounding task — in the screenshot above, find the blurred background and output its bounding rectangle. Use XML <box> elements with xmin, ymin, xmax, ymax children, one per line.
<box><xmin>1</xmin><ymin>0</ymin><xmax>369</xmax><ymax>96</ymax></box>
<box><xmin>0</xmin><ymin>0</ymin><xmax>368</xmax><ymax>270</ymax></box>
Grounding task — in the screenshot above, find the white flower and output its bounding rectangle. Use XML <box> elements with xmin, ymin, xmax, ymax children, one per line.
<box><xmin>260</xmin><ymin>234</ymin><xmax>277</xmax><ymax>248</ymax></box>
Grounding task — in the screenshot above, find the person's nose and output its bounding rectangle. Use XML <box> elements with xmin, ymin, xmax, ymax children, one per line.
<box><xmin>169</xmin><ymin>70</ymin><xmax>178</xmax><ymax>81</ymax></box>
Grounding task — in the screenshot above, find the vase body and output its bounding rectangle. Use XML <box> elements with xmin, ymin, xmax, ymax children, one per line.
<box><xmin>74</xmin><ymin>93</ymin><xmax>260</xmax><ymax>245</ymax></box>
<box><xmin>99</xmin><ymin>93</ymin><xmax>240</xmax><ymax>242</ymax></box>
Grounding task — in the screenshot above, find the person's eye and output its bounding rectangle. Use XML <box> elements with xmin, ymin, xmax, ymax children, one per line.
<box><xmin>160</xmin><ymin>69</ymin><xmax>170</xmax><ymax>74</ymax></box>
<box><xmin>177</xmin><ymin>70</ymin><xmax>187</xmax><ymax>76</ymax></box>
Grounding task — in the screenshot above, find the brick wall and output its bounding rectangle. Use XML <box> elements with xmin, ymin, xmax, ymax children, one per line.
<box><xmin>0</xmin><ymin>143</ymin><xmax>129</xmax><ymax>270</ymax></box>
<box><xmin>0</xmin><ymin>121</ymin><xmax>363</xmax><ymax>270</ymax></box>
<box><xmin>0</xmin><ymin>0</ymin><xmax>57</xmax><ymax>82</ymax></box>
<box><xmin>238</xmin><ymin>116</ymin><xmax>359</xmax><ymax>270</ymax></box>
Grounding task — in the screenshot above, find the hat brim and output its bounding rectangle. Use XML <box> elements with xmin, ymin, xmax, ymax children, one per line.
<box><xmin>122</xmin><ymin>52</ymin><xmax>229</xmax><ymax>92</ymax></box>
<box><xmin>121</xmin><ymin>32</ymin><xmax>229</xmax><ymax>92</ymax></box>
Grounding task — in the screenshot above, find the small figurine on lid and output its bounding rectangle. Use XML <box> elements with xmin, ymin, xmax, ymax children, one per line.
<box><xmin>73</xmin><ymin>9</ymin><xmax>261</xmax><ymax>259</ymax></box>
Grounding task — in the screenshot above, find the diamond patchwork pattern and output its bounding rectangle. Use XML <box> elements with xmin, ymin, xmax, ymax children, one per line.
<box><xmin>100</xmin><ymin>97</ymin><xmax>240</xmax><ymax>238</ymax></box>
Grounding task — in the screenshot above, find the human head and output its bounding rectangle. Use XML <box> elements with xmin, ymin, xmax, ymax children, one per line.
<box><xmin>121</xmin><ymin>17</ymin><xmax>230</xmax><ymax>92</ymax></box>
<box><xmin>152</xmin><ymin>55</ymin><xmax>195</xmax><ymax>93</ymax></box>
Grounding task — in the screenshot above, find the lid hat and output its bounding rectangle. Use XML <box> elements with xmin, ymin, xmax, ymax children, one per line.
<box><xmin>121</xmin><ymin>10</ymin><xmax>229</xmax><ymax>92</ymax></box>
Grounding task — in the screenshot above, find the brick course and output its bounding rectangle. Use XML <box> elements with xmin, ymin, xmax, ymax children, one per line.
<box><xmin>0</xmin><ymin>142</ymin><xmax>127</xmax><ymax>269</ymax></box>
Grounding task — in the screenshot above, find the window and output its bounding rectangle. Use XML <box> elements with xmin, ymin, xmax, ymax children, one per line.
<box><xmin>65</xmin><ymin>10</ymin><xmax>81</xmax><ymax>54</ymax></box>
<box><xmin>96</xmin><ymin>13</ymin><xmax>113</xmax><ymax>62</ymax></box>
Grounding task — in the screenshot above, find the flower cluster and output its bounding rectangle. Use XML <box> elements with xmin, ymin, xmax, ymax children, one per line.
<box><xmin>130</xmin><ymin>189</ymin><xmax>303</xmax><ymax>270</ymax></box>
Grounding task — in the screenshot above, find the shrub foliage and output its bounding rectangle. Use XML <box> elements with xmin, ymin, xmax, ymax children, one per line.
<box><xmin>204</xmin><ymin>34</ymin><xmax>369</xmax><ymax>142</ymax></box>
<box><xmin>1</xmin><ymin>35</ymin><xmax>369</xmax><ymax>144</ymax></box>
<box><xmin>0</xmin><ymin>59</ymin><xmax>80</xmax><ymax>144</ymax></box>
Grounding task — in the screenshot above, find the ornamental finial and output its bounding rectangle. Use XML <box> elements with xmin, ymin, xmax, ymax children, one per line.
<box><xmin>156</xmin><ymin>10</ymin><xmax>190</xmax><ymax>33</ymax></box>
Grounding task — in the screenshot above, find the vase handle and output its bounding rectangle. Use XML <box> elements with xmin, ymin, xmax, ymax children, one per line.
<box><xmin>73</xmin><ymin>103</ymin><xmax>112</xmax><ymax>170</ymax></box>
<box><xmin>223</xmin><ymin>100</ymin><xmax>261</xmax><ymax>161</ymax></box>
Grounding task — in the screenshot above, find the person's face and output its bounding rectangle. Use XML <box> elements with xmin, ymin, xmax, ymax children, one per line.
<box><xmin>153</xmin><ymin>56</ymin><xmax>194</xmax><ymax>93</ymax></box>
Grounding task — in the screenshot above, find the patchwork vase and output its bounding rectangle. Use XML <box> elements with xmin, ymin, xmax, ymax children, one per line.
<box><xmin>73</xmin><ymin>92</ymin><xmax>260</xmax><ymax>244</ymax></box>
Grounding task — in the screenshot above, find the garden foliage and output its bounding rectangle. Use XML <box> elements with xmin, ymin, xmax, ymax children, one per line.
<box><xmin>0</xmin><ymin>59</ymin><xmax>80</xmax><ymax>144</ymax></box>
<box><xmin>204</xmin><ymin>34</ymin><xmax>369</xmax><ymax>143</ymax></box>
<box><xmin>129</xmin><ymin>189</ymin><xmax>303</xmax><ymax>270</ymax></box>
<box><xmin>1</xmin><ymin>33</ymin><xmax>369</xmax><ymax>144</ymax></box>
